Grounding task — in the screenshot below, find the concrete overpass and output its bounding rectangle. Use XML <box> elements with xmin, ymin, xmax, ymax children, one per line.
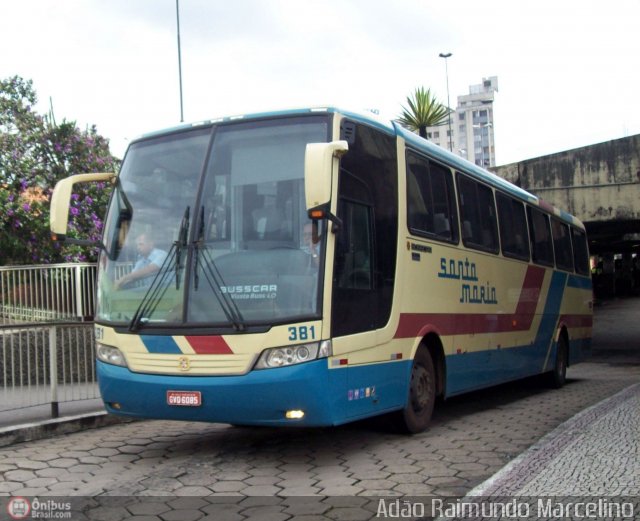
<box><xmin>492</xmin><ymin>134</ymin><xmax>640</xmax><ymax>297</ymax></box>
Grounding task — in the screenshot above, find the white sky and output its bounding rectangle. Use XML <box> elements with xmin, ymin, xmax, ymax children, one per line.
<box><xmin>1</xmin><ymin>0</ymin><xmax>638</xmax><ymax>165</ymax></box>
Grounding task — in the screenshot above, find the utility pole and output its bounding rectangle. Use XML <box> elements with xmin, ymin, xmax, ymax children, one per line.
<box><xmin>439</xmin><ymin>52</ymin><xmax>453</xmax><ymax>152</ymax></box>
<box><xmin>176</xmin><ymin>0</ymin><xmax>184</xmax><ymax>122</ymax></box>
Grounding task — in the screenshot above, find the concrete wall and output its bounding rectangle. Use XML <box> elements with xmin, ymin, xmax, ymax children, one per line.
<box><xmin>493</xmin><ymin>134</ymin><xmax>640</xmax><ymax>223</ymax></box>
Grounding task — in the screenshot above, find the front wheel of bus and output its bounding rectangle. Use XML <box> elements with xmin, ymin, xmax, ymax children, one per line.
<box><xmin>399</xmin><ymin>349</ymin><xmax>436</xmax><ymax>434</ymax></box>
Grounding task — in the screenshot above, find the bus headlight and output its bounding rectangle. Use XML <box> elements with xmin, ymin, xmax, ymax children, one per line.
<box><xmin>96</xmin><ymin>343</ymin><xmax>128</xmax><ymax>367</ymax></box>
<box><xmin>255</xmin><ymin>340</ymin><xmax>332</xmax><ymax>369</ymax></box>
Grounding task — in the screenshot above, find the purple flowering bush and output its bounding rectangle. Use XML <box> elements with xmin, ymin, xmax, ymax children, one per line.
<box><xmin>1</xmin><ymin>76</ymin><xmax>118</xmax><ymax>265</ymax></box>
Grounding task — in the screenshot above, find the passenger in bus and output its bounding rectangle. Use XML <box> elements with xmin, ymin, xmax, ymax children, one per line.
<box><xmin>114</xmin><ymin>233</ymin><xmax>168</xmax><ymax>289</ymax></box>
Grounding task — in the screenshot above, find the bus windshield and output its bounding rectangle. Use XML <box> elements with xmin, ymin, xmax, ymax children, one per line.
<box><xmin>96</xmin><ymin>117</ymin><xmax>329</xmax><ymax>329</ymax></box>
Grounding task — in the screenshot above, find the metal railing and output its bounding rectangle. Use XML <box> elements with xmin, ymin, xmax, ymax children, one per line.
<box><xmin>0</xmin><ymin>322</ymin><xmax>99</xmax><ymax>419</ymax></box>
<box><xmin>0</xmin><ymin>263</ymin><xmax>97</xmax><ymax>324</ymax></box>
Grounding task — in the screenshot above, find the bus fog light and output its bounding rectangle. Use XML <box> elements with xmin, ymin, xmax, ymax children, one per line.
<box><xmin>96</xmin><ymin>343</ymin><xmax>128</xmax><ymax>367</ymax></box>
<box><xmin>285</xmin><ymin>410</ymin><xmax>305</xmax><ymax>420</ymax></box>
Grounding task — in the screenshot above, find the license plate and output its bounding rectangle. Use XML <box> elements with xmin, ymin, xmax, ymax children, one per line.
<box><xmin>167</xmin><ymin>390</ymin><xmax>202</xmax><ymax>407</ymax></box>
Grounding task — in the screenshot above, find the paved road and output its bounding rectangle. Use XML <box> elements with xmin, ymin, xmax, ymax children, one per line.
<box><xmin>0</xmin><ymin>298</ymin><xmax>638</xmax><ymax>520</ymax></box>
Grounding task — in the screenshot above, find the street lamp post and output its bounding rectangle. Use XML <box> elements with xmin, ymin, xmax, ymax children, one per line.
<box><xmin>439</xmin><ymin>52</ymin><xmax>453</xmax><ymax>152</ymax></box>
<box><xmin>176</xmin><ymin>0</ymin><xmax>184</xmax><ymax>122</ymax></box>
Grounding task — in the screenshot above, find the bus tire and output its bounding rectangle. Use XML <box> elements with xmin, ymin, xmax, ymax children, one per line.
<box><xmin>398</xmin><ymin>348</ymin><xmax>436</xmax><ymax>434</ymax></box>
<box><xmin>549</xmin><ymin>335</ymin><xmax>568</xmax><ymax>389</ymax></box>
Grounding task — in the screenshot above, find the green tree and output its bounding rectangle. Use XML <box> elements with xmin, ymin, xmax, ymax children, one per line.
<box><xmin>0</xmin><ymin>76</ymin><xmax>118</xmax><ymax>265</ymax></box>
<box><xmin>397</xmin><ymin>86</ymin><xmax>450</xmax><ymax>139</ymax></box>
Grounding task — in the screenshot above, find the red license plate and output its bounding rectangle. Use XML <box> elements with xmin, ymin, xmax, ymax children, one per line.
<box><xmin>167</xmin><ymin>390</ymin><xmax>202</xmax><ymax>407</ymax></box>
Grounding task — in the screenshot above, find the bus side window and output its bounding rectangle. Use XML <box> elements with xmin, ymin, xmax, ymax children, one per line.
<box><xmin>406</xmin><ymin>151</ymin><xmax>458</xmax><ymax>243</ymax></box>
<box><xmin>496</xmin><ymin>192</ymin><xmax>530</xmax><ymax>261</ymax></box>
<box><xmin>457</xmin><ymin>173</ymin><xmax>499</xmax><ymax>253</ymax></box>
<box><xmin>551</xmin><ymin>218</ymin><xmax>574</xmax><ymax>272</ymax></box>
<box><xmin>407</xmin><ymin>166</ymin><xmax>430</xmax><ymax>232</ymax></box>
<box><xmin>528</xmin><ymin>206</ymin><xmax>554</xmax><ymax>267</ymax></box>
<box><xmin>571</xmin><ymin>228</ymin><xmax>590</xmax><ymax>275</ymax></box>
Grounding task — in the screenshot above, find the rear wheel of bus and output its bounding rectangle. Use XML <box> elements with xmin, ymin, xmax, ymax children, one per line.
<box><xmin>398</xmin><ymin>348</ymin><xmax>436</xmax><ymax>434</ymax></box>
<box><xmin>549</xmin><ymin>334</ymin><xmax>568</xmax><ymax>388</ymax></box>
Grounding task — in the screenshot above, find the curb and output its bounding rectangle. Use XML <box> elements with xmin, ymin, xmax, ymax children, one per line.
<box><xmin>466</xmin><ymin>382</ymin><xmax>640</xmax><ymax>497</ymax></box>
<box><xmin>0</xmin><ymin>411</ymin><xmax>136</xmax><ymax>448</ymax></box>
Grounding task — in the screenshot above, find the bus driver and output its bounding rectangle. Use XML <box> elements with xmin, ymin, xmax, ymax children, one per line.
<box><xmin>115</xmin><ymin>233</ymin><xmax>167</xmax><ymax>289</ymax></box>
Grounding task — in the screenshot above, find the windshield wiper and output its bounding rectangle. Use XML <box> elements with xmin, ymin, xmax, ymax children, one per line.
<box><xmin>175</xmin><ymin>206</ymin><xmax>190</xmax><ymax>289</ymax></box>
<box><xmin>193</xmin><ymin>206</ymin><xmax>247</xmax><ymax>332</ymax></box>
<box><xmin>193</xmin><ymin>206</ymin><xmax>204</xmax><ymax>291</ymax></box>
<box><xmin>129</xmin><ymin>206</ymin><xmax>190</xmax><ymax>332</ymax></box>
<box><xmin>128</xmin><ymin>244</ymin><xmax>178</xmax><ymax>332</ymax></box>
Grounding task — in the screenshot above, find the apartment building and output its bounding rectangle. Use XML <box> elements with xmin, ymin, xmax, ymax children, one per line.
<box><xmin>426</xmin><ymin>76</ymin><xmax>498</xmax><ymax>168</ymax></box>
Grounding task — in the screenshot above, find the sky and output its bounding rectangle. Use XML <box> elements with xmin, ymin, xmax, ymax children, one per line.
<box><xmin>1</xmin><ymin>0</ymin><xmax>638</xmax><ymax>165</ymax></box>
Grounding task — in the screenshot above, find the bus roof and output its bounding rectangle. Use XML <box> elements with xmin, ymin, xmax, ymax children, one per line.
<box><xmin>130</xmin><ymin>106</ymin><xmax>585</xmax><ymax>230</ymax></box>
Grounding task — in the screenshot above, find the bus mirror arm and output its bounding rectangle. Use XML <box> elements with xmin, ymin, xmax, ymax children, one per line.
<box><xmin>307</xmin><ymin>205</ymin><xmax>343</xmax><ymax>233</ymax></box>
<box><xmin>326</xmin><ymin>212</ymin><xmax>342</xmax><ymax>233</ymax></box>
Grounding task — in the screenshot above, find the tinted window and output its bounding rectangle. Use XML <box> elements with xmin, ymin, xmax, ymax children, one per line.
<box><xmin>335</xmin><ymin>200</ymin><xmax>373</xmax><ymax>290</ymax></box>
<box><xmin>551</xmin><ymin>219</ymin><xmax>574</xmax><ymax>272</ymax></box>
<box><xmin>528</xmin><ymin>207</ymin><xmax>554</xmax><ymax>266</ymax></box>
<box><xmin>457</xmin><ymin>174</ymin><xmax>499</xmax><ymax>253</ymax></box>
<box><xmin>496</xmin><ymin>193</ymin><xmax>530</xmax><ymax>261</ymax></box>
<box><xmin>332</xmin><ymin>122</ymin><xmax>398</xmax><ymax>336</ymax></box>
<box><xmin>571</xmin><ymin>228</ymin><xmax>590</xmax><ymax>275</ymax></box>
<box><xmin>406</xmin><ymin>152</ymin><xmax>458</xmax><ymax>243</ymax></box>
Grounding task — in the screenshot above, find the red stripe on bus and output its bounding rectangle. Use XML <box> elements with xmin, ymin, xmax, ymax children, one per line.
<box><xmin>559</xmin><ymin>314</ymin><xmax>593</xmax><ymax>328</ymax></box>
<box><xmin>394</xmin><ymin>265</ymin><xmax>546</xmax><ymax>338</ymax></box>
<box><xmin>185</xmin><ymin>336</ymin><xmax>234</xmax><ymax>354</ymax></box>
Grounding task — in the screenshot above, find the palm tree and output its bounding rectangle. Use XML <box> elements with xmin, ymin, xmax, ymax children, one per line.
<box><xmin>397</xmin><ymin>87</ymin><xmax>450</xmax><ymax>139</ymax></box>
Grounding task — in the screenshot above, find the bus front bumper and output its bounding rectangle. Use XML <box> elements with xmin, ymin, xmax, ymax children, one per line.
<box><xmin>96</xmin><ymin>359</ymin><xmax>343</xmax><ymax>427</ymax></box>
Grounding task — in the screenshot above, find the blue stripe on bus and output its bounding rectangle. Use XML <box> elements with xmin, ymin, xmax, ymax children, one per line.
<box><xmin>141</xmin><ymin>335</ymin><xmax>182</xmax><ymax>354</ymax></box>
<box><xmin>533</xmin><ymin>271</ymin><xmax>567</xmax><ymax>351</ymax></box>
<box><xmin>446</xmin><ymin>270</ymin><xmax>569</xmax><ymax>396</ymax></box>
<box><xmin>446</xmin><ymin>343</ymin><xmax>544</xmax><ymax>395</ymax></box>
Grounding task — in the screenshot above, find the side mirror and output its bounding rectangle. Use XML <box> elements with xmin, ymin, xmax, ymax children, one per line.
<box><xmin>50</xmin><ymin>172</ymin><xmax>116</xmax><ymax>241</ymax></box>
<box><xmin>304</xmin><ymin>140</ymin><xmax>348</xmax><ymax>211</ymax></box>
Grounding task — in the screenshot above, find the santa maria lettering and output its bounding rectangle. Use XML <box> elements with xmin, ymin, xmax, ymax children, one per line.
<box><xmin>438</xmin><ymin>256</ymin><xmax>498</xmax><ymax>305</ymax></box>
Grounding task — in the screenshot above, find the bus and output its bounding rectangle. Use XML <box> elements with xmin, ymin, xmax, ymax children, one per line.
<box><xmin>50</xmin><ymin>107</ymin><xmax>592</xmax><ymax>433</ymax></box>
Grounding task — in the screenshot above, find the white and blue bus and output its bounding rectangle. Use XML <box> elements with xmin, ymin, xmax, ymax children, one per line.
<box><xmin>51</xmin><ymin>107</ymin><xmax>592</xmax><ymax>433</ymax></box>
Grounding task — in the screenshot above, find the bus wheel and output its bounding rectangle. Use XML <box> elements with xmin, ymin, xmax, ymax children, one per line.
<box><xmin>549</xmin><ymin>336</ymin><xmax>568</xmax><ymax>388</ymax></box>
<box><xmin>399</xmin><ymin>348</ymin><xmax>436</xmax><ymax>434</ymax></box>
